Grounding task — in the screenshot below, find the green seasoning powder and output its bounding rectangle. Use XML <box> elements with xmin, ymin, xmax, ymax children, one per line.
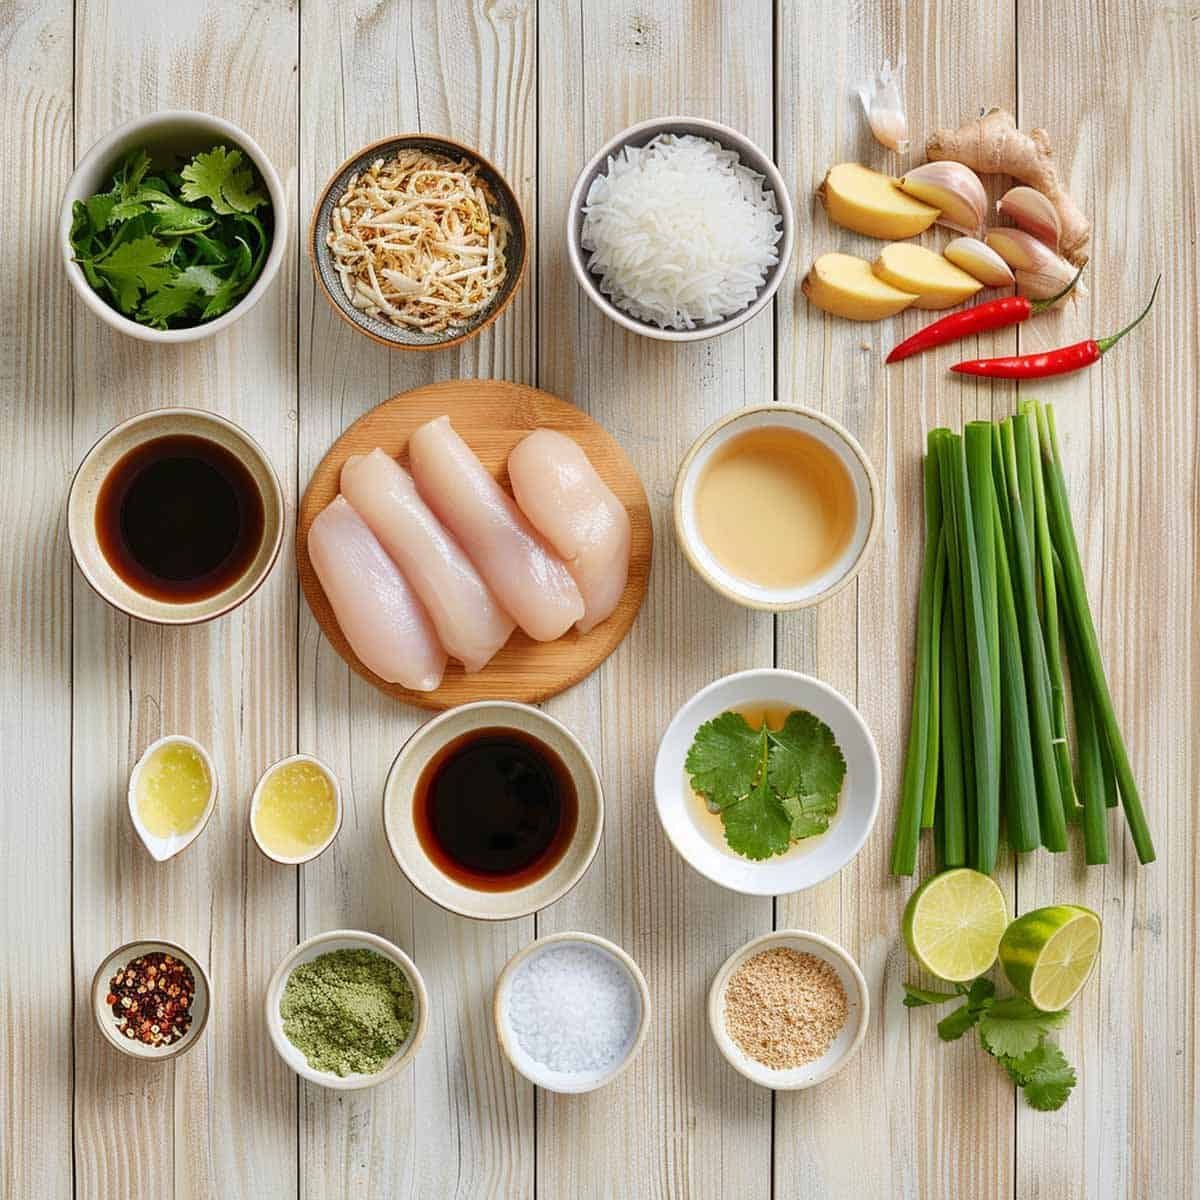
<box><xmin>280</xmin><ymin>948</ymin><xmax>415</xmax><ymax>1077</ymax></box>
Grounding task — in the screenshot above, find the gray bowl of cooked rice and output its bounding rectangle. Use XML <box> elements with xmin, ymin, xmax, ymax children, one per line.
<box><xmin>310</xmin><ymin>134</ymin><xmax>527</xmax><ymax>351</ymax></box>
<box><xmin>566</xmin><ymin>116</ymin><xmax>794</xmax><ymax>343</ymax></box>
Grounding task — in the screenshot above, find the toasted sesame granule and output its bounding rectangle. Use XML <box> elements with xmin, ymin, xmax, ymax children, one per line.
<box><xmin>723</xmin><ymin>947</ymin><xmax>848</xmax><ymax>1070</ymax></box>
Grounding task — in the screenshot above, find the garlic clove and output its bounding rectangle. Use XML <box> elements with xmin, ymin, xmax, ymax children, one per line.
<box><xmin>985</xmin><ymin>227</ymin><xmax>1058</xmax><ymax>271</ymax></box>
<box><xmin>898</xmin><ymin>162</ymin><xmax>987</xmax><ymax>237</ymax></box>
<box><xmin>943</xmin><ymin>237</ymin><xmax>1015</xmax><ymax>288</ymax></box>
<box><xmin>1016</xmin><ymin>264</ymin><xmax>1088</xmax><ymax>305</ymax></box>
<box><xmin>857</xmin><ymin>58</ymin><xmax>910</xmax><ymax>153</ymax></box>
<box><xmin>997</xmin><ymin>186</ymin><xmax>1062</xmax><ymax>252</ymax></box>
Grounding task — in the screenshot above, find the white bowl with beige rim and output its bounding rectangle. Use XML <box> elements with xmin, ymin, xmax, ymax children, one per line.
<box><xmin>249</xmin><ymin>754</ymin><xmax>343</xmax><ymax>865</ymax></box>
<box><xmin>674</xmin><ymin>405</ymin><xmax>880</xmax><ymax>610</ymax></box>
<box><xmin>708</xmin><ymin>929</ymin><xmax>868</xmax><ymax>1090</ymax></box>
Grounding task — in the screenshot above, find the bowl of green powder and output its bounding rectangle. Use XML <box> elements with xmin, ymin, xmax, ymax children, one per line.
<box><xmin>265</xmin><ymin>929</ymin><xmax>428</xmax><ymax>1090</ymax></box>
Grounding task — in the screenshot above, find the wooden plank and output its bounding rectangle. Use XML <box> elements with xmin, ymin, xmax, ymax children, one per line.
<box><xmin>69</xmin><ymin>3</ymin><xmax>299</xmax><ymax>1198</ymax></box>
<box><xmin>535</xmin><ymin>2</ymin><xmax>775</xmax><ymax>1197</ymax></box>
<box><xmin>774</xmin><ymin>2</ymin><xmax>1017</xmax><ymax>1197</ymax></box>
<box><xmin>1015</xmin><ymin>1</ymin><xmax>1199</xmax><ymax>1195</ymax></box>
<box><xmin>296</xmin><ymin>2</ymin><xmax>537</xmax><ymax>1196</ymax></box>
<box><xmin>0</xmin><ymin>3</ymin><xmax>74</xmax><ymax>1198</ymax></box>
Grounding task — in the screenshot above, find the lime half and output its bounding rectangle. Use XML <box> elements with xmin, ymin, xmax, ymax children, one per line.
<box><xmin>903</xmin><ymin>868</ymin><xmax>1008</xmax><ymax>982</ymax></box>
<box><xmin>999</xmin><ymin>905</ymin><xmax>1101</xmax><ymax>1011</ymax></box>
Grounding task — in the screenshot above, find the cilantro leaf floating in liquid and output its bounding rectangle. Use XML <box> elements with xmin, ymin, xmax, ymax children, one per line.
<box><xmin>766</xmin><ymin>710</ymin><xmax>846</xmax><ymax>804</ymax></box>
<box><xmin>721</xmin><ymin>770</ymin><xmax>793</xmax><ymax>861</ymax></box>
<box><xmin>684</xmin><ymin>711</ymin><xmax>764</xmax><ymax>810</ymax></box>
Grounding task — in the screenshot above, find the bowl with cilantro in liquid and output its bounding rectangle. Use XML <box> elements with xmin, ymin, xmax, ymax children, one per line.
<box><xmin>60</xmin><ymin>110</ymin><xmax>286</xmax><ymax>342</ymax></box>
<box><xmin>654</xmin><ymin>669</ymin><xmax>881</xmax><ymax>895</ymax></box>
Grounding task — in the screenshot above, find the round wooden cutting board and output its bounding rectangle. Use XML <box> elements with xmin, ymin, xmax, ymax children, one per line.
<box><xmin>297</xmin><ymin>380</ymin><xmax>653</xmax><ymax>710</ymax></box>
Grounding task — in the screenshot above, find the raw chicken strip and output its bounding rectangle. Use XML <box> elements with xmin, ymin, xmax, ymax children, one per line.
<box><xmin>408</xmin><ymin>416</ymin><xmax>585</xmax><ymax>641</ymax></box>
<box><xmin>508</xmin><ymin>429</ymin><xmax>632</xmax><ymax>633</ymax></box>
<box><xmin>307</xmin><ymin>495</ymin><xmax>446</xmax><ymax>691</ymax></box>
<box><xmin>340</xmin><ymin>449</ymin><xmax>515</xmax><ymax>672</ymax></box>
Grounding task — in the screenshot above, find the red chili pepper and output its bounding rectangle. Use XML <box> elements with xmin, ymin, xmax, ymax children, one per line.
<box><xmin>885</xmin><ymin>267</ymin><xmax>1084</xmax><ymax>364</ymax></box>
<box><xmin>951</xmin><ymin>276</ymin><xmax>1160</xmax><ymax>379</ymax></box>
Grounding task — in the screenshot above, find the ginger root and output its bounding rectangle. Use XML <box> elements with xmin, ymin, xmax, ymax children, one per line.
<box><xmin>925</xmin><ymin>108</ymin><xmax>1090</xmax><ymax>265</ymax></box>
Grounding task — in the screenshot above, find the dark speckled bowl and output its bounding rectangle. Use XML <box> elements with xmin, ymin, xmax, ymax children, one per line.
<box><xmin>308</xmin><ymin>134</ymin><xmax>527</xmax><ymax>351</ymax></box>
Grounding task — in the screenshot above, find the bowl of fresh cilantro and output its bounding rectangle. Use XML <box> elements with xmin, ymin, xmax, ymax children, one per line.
<box><xmin>60</xmin><ymin>111</ymin><xmax>286</xmax><ymax>342</ymax></box>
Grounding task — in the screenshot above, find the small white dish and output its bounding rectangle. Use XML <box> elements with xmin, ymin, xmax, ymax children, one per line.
<box><xmin>249</xmin><ymin>754</ymin><xmax>343</xmax><ymax>865</ymax></box>
<box><xmin>127</xmin><ymin>734</ymin><xmax>218</xmax><ymax>863</ymax></box>
<box><xmin>61</xmin><ymin>110</ymin><xmax>287</xmax><ymax>343</ymax></box>
<box><xmin>674</xmin><ymin>405</ymin><xmax>880</xmax><ymax>611</ymax></box>
<box><xmin>92</xmin><ymin>939</ymin><xmax>211</xmax><ymax>1060</ymax></box>
<box><xmin>265</xmin><ymin>929</ymin><xmax>428</xmax><ymax>1091</ymax></box>
<box><xmin>654</xmin><ymin>669</ymin><xmax>881</xmax><ymax>895</ymax></box>
<box><xmin>708</xmin><ymin>930</ymin><xmax>868</xmax><ymax>1090</ymax></box>
<box><xmin>566</xmin><ymin>116</ymin><xmax>794</xmax><ymax>342</ymax></box>
<box><xmin>493</xmin><ymin>931</ymin><xmax>651</xmax><ymax>1094</ymax></box>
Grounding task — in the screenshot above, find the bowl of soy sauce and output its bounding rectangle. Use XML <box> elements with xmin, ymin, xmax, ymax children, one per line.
<box><xmin>68</xmin><ymin>408</ymin><xmax>284</xmax><ymax>624</ymax></box>
<box><xmin>383</xmin><ymin>702</ymin><xmax>604</xmax><ymax>921</ymax></box>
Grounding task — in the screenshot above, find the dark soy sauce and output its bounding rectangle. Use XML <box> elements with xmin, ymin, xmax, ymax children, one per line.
<box><xmin>413</xmin><ymin>727</ymin><xmax>578</xmax><ymax>891</ymax></box>
<box><xmin>95</xmin><ymin>434</ymin><xmax>264</xmax><ymax>603</ymax></box>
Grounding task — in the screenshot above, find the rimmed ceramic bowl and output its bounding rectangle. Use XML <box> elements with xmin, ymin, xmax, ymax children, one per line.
<box><xmin>60</xmin><ymin>110</ymin><xmax>287</xmax><ymax>343</ymax></box>
<box><xmin>708</xmin><ymin>930</ymin><xmax>868</xmax><ymax>1090</ymax></box>
<box><xmin>68</xmin><ymin>407</ymin><xmax>285</xmax><ymax>625</ymax></box>
<box><xmin>249</xmin><ymin>754</ymin><xmax>343</xmax><ymax>865</ymax></box>
<box><xmin>92</xmin><ymin>939</ymin><xmax>212</xmax><ymax>1061</ymax></box>
<box><xmin>265</xmin><ymin>929</ymin><xmax>428</xmax><ymax>1091</ymax></box>
<box><xmin>493</xmin><ymin>931</ymin><xmax>651</xmax><ymax>1094</ymax></box>
<box><xmin>566</xmin><ymin>115</ymin><xmax>794</xmax><ymax>342</ymax></box>
<box><xmin>654</xmin><ymin>669</ymin><xmax>881</xmax><ymax>896</ymax></box>
<box><xmin>674</xmin><ymin>405</ymin><xmax>881</xmax><ymax>611</ymax></box>
<box><xmin>383</xmin><ymin>701</ymin><xmax>604</xmax><ymax>921</ymax></box>
<box><xmin>127</xmin><ymin>735</ymin><xmax>219</xmax><ymax>862</ymax></box>
<box><xmin>309</xmin><ymin>133</ymin><xmax>527</xmax><ymax>350</ymax></box>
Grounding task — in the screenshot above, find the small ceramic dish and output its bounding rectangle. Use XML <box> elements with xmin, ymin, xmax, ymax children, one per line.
<box><xmin>127</xmin><ymin>734</ymin><xmax>219</xmax><ymax>862</ymax></box>
<box><xmin>265</xmin><ymin>929</ymin><xmax>428</xmax><ymax>1091</ymax></box>
<box><xmin>708</xmin><ymin>930</ymin><xmax>868</xmax><ymax>1090</ymax></box>
<box><xmin>92</xmin><ymin>938</ymin><xmax>211</xmax><ymax>1060</ymax></box>
<box><xmin>493</xmin><ymin>931</ymin><xmax>650</xmax><ymax>1094</ymax></box>
<box><xmin>249</xmin><ymin>754</ymin><xmax>343</xmax><ymax>865</ymax></box>
<box><xmin>654</xmin><ymin>669</ymin><xmax>881</xmax><ymax>896</ymax></box>
<box><xmin>566</xmin><ymin>116</ymin><xmax>794</xmax><ymax>342</ymax></box>
<box><xmin>61</xmin><ymin>110</ymin><xmax>287</xmax><ymax>343</ymax></box>
<box><xmin>674</xmin><ymin>405</ymin><xmax>881</xmax><ymax>611</ymax></box>
<box><xmin>68</xmin><ymin>407</ymin><xmax>285</xmax><ymax>625</ymax></box>
<box><xmin>309</xmin><ymin>134</ymin><xmax>527</xmax><ymax>350</ymax></box>
<box><xmin>382</xmin><ymin>701</ymin><xmax>603</xmax><ymax>921</ymax></box>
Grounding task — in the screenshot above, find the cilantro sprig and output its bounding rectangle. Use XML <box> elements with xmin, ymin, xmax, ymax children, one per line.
<box><xmin>69</xmin><ymin>145</ymin><xmax>271</xmax><ymax>329</ymax></box>
<box><xmin>685</xmin><ymin>709</ymin><xmax>846</xmax><ymax>860</ymax></box>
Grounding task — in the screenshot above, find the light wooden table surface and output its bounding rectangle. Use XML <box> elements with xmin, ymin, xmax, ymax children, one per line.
<box><xmin>4</xmin><ymin>1</ymin><xmax>1197</xmax><ymax>1197</ymax></box>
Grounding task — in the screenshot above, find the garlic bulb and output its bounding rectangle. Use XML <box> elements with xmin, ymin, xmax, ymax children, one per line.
<box><xmin>899</xmin><ymin>162</ymin><xmax>988</xmax><ymax>237</ymax></box>
<box><xmin>857</xmin><ymin>58</ymin><xmax>909</xmax><ymax>153</ymax></box>
<box><xmin>943</xmin><ymin>237</ymin><xmax>1015</xmax><ymax>287</ymax></box>
<box><xmin>997</xmin><ymin>186</ymin><xmax>1062</xmax><ymax>252</ymax></box>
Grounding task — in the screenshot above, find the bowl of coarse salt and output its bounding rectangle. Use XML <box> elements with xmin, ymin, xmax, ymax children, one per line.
<box><xmin>493</xmin><ymin>931</ymin><xmax>651</xmax><ymax>1094</ymax></box>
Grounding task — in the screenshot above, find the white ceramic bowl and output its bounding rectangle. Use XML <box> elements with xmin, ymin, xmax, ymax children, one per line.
<box><xmin>566</xmin><ymin>116</ymin><xmax>794</xmax><ymax>342</ymax></box>
<box><xmin>654</xmin><ymin>669</ymin><xmax>881</xmax><ymax>895</ymax></box>
<box><xmin>674</xmin><ymin>405</ymin><xmax>881</xmax><ymax>611</ymax></box>
<box><xmin>61</xmin><ymin>110</ymin><xmax>287</xmax><ymax>342</ymax></box>
<box><xmin>383</xmin><ymin>701</ymin><xmax>604</xmax><ymax>921</ymax></box>
<box><xmin>92</xmin><ymin>939</ymin><xmax>211</xmax><ymax>1061</ymax></box>
<box><xmin>493</xmin><ymin>931</ymin><xmax>651</xmax><ymax>1094</ymax></box>
<box><xmin>249</xmin><ymin>754</ymin><xmax>343</xmax><ymax>865</ymax></box>
<box><xmin>265</xmin><ymin>929</ymin><xmax>428</xmax><ymax>1091</ymax></box>
<box><xmin>708</xmin><ymin>930</ymin><xmax>868</xmax><ymax>1090</ymax></box>
<box><xmin>127</xmin><ymin>734</ymin><xmax>219</xmax><ymax>862</ymax></box>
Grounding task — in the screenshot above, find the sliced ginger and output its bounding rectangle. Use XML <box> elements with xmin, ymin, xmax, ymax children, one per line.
<box><xmin>818</xmin><ymin>163</ymin><xmax>940</xmax><ymax>240</ymax></box>
<box><xmin>803</xmin><ymin>253</ymin><xmax>918</xmax><ymax>321</ymax></box>
<box><xmin>873</xmin><ymin>244</ymin><xmax>983</xmax><ymax>310</ymax></box>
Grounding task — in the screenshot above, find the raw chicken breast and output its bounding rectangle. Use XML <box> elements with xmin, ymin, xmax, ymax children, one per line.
<box><xmin>408</xmin><ymin>416</ymin><xmax>585</xmax><ymax>641</ymax></box>
<box><xmin>508</xmin><ymin>429</ymin><xmax>632</xmax><ymax>633</ymax></box>
<box><xmin>307</xmin><ymin>495</ymin><xmax>446</xmax><ymax>691</ymax></box>
<box><xmin>340</xmin><ymin>449</ymin><xmax>515</xmax><ymax>672</ymax></box>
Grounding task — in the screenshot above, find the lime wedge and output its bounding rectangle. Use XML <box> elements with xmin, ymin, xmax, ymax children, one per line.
<box><xmin>999</xmin><ymin>905</ymin><xmax>1101</xmax><ymax>1011</ymax></box>
<box><xmin>902</xmin><ymin>868</ymin><xmax>1008</xmax><ymax>982</ymax></box>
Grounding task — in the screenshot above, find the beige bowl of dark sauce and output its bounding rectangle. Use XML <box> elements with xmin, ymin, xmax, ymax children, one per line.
<box><xmin>382</xmin><ymin>701</ymin><xmax>604</xmax><ymax>921</ymax></box>
<box><xmin>68</xmin><ymin>408</ymin><xmax>284</xmax><ymax>624</ymax></box>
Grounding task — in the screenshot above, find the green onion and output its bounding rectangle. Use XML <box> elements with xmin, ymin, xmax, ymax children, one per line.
<box><xmin>921</xmin><ymin>534</ymin><xmax>946</xmax><ymax>828</ymax></box>
<box><xmin>939</xmin><ymin>594</ymin><xmax>967</xmax><ymax>867</ymax></box>
<box><xmin>1061</xmin><ymin>594</ymin><xmax>1109</xmax><ymax>864</ymax></box>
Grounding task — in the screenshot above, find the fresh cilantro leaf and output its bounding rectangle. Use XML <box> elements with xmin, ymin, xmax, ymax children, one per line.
<box><xmin>138</xmin><ymin>265</ymin><xmax>223</xmax><ymax>328</ymax></box>
<box><xmin>141</xmin><ymin>189</ymin><xmax>215</xmax><ymax>234</ymax></box>
<box><xmin>1001</xmin><ymin>1042</ymin><xmax>1076</xmax><ymax>1111</ymax></box>
<box><xmin>116</xmin><ymin>148</ymin><xmax>152</xmax><ymax>195</ymax></box>
<box><xmin>721</xmin><ymin>773</ymin><xmax>792</xmax><ymax>861</ymax></box>
<box><xmin>978</xmin><ymin>998</ymin><xmax>1068</xmax><ymax>1059</ymax></box>
<box><xmin>685</xmin><ymin>712</ymin><xmax>763</xmax><ymax>809</ymax></box>
<box><xmin>935</xmin><ymin>977</ymin><xmax>995</xmax><ymax>1040</ymax></box>
<box><xmin>93</xmin><ymin>235</ymin><xmax>176</xmax><ymax>313</ymax></box>
<box><xmin>202</xmin><ymin>237</ymin><xmax>255</xmax><ymax>318</ymax></box>
<box><xmin>780</xmin><ymin>790</ymin><xmax>837</xmax><ymax>839</ymax></box>
<box><xmin>181</xmin><ymin>146</ymin><xmax>266</xmax><ymax>216</ymax></box>
<box><xmin>902</xmin><ymin>982</ymin><xmax>964</xmax><ymax>1008</ymax></box>
<box><xmin>84</xmin><ymin>192</ymin><xmax>117</xmax><ymax>231</ymax></box>
<box><xmin>766</xmin><ymin>710</ymin><xmax>846</xmax><ymax>805</ymax></box>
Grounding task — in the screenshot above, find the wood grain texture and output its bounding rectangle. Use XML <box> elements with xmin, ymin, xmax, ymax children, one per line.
<box><xmin>296</xmin><ymin>380</ymin><xmax>651</xmax><ymax>709</ymax></box>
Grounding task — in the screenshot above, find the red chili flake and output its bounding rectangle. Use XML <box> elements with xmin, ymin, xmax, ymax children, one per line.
<box><xmin>107</xmin><ymin>952</ymin><xmax>196</xmax><ymax>1047</ymax></box>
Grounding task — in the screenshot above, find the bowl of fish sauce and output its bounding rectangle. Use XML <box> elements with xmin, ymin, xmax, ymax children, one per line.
<box><xmin>382</xmin><ymin>701</ymin><xmax>604</xmax><ymax>920</ymax></box>
<box><xmin>68</xmin><ymin>407</ymin><xmax>285</xmax><ymax>624</ymax></box>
